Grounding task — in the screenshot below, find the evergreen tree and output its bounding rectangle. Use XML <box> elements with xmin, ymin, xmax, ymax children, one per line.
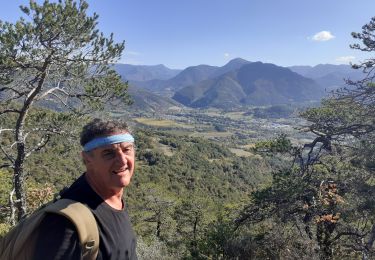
<box><xmin>0</xmin><ymin>0</ymin><xmax>130</xmax><ymax>223</ymax></box>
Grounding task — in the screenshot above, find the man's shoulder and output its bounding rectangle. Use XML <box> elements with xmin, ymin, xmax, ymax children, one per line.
<box><xmin>40</xmin><ymin>211</ymin><xmax>76</xmax><ymax>231</ymax></box>
<box><xmin>61</xmin><ymin>174</ymin><xmax>103</xmax><ymax>208</ymax></box>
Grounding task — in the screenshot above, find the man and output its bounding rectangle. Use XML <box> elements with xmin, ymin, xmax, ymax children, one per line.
<box><xmin>33</xmin><ymin>118</ymin><xmax>138</xmax><ymax>259</ymax></box>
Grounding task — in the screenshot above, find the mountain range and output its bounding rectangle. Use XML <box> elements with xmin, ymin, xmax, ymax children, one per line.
<box><xmin>173</xmin><ymin>62</ymin><xmax>323</xmax><ymax>109</ymax></box>
<box><xmin>289</xmin><ymin>64</ymin><xmax>364</xmax><ymax>92</ymax></box>
<box><xmin>114</xmin><ymin>58</ymin><xmax>365</xmax><ymax>111</ymax></box>
<box><xmin>114</xmin><ymin>64</ymin><xmax>181</xmax><ymax>81</ymax></box>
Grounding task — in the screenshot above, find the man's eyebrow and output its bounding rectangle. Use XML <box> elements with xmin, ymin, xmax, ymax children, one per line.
<box><xmin>101</xmin><ymin>147</ymin><xmax>115</xmax><ymax>153</ymax></box>
<box><xmin>101</xmin><ymin>143</ymin><xmax>133</xmax><ymax>151</ymax></box>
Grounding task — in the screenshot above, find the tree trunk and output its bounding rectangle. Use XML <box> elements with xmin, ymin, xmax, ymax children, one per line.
<box><xmin>193</xmin><ymin>215</ymin><xmax>198</xmax><ymax>243</ymax></box>
<box><xmin>14</xmin><ymin>112</ymin><xmax>28</xmax><ymax>221</ymax></box>
<box><xmin>12</xmin><ymin>62</ymin><xmax>50</xmax><ymax>221</ymax></box>
<box><xmin>156</xmin><ymin>217</ymin><xmax>161</xmax><ymax>238</ymax></box>
<box><xmin>14</xmin><ymin>140</ymin><xmax>27</xmax><ymax>220</ymax></box>
<box><xmin>9</xmin><ymin>189</ymin><xmax>16</xmax><ymax>226</ymax></box>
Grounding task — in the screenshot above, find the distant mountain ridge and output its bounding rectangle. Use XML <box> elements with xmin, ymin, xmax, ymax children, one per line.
<box><xmin>128</xmin><ymin>58</ymin><xmax>251</xmax><ymax>96</ymax></box>
<box><xmin>289</xmin><ymin>64</ymin><xmax>359</xmax><ymax>78</ymax></box>
<box><xmin>289</xmin><ymin>64</ymin><xmax>365</xmax><ymax>91</ymax></box>
<box><xmin>173</xmin><ymin>62</ymin><xmax>324</xmax><ymax>109</ymax></box>
<box><xmin>113</xmin><ymin>59</ymin><xmax>366</xmax><ymax>110</ymax></box>
<box><xmin>114</xmin><ymin>63</ymin><xmax>181</xmax><ymax>81</ymax></box>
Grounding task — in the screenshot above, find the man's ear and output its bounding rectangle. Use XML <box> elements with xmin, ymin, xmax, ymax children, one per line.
<box><xmin>81</xmin><ymin>151</ymin><xmax>92</xmax><ymax>165</ymax></box>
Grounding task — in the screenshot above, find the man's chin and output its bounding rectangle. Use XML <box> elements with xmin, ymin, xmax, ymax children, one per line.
<box><xmin>117</xmin><ymin>173</ymin><xmax>133</xmax><ymax>187</ymax></box>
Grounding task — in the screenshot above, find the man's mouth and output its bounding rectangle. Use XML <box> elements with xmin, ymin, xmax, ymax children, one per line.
<box><xmin>112</xmin><ymin>168</ymin><xmax>128</xmax><ymax>174</ymax></box>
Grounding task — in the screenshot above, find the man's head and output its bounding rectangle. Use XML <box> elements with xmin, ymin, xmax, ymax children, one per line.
<box><xmin>80</xmin><ymin>118</ymin><xmax>131</xmax><ymax>147</ymax></box>
<box><xmin>80</xmin><ymin>118</ymin><xmax>135</xmax><ymax>195</ymax></box>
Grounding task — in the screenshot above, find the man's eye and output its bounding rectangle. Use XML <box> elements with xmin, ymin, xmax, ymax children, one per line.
<box><xmin>123</xmin><ymin>147</ymin><xmax>133</xmax><ymax>153</ymax></box>
<box><xmin>103</xmin><ymin>152</ymin><xmax>115</xmax><ymax>158</ymax></box>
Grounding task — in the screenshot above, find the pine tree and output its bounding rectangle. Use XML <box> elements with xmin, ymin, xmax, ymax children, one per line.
<box><xmin>0</xmin><ymin>0</ymin><xmax>131</xmax><ymax>223</ymax></box>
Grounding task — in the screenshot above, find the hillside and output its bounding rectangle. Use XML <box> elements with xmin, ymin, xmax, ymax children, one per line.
<box><xmin>114</xmin><ymin>64</ymin><xmax>181</xmax><ymax>81</ymax></box>
<box><xmin>0</xmin><ymin>109</ymin><xmax>274</xmax><ymax>258</ymax></box>
<box><xmin>133</xmin><ymin>64</ymin><xmax>219</xmax><ymax>96</ymax></box>
<box><xmin>173</xmin><ymin>62</ymin><xmax>324</xmax><ymax>108</ymax></box>
<box><xmin>289</xmin><ymin>64</ymin><xmax>365</xmax><ymax>90</ymax></box>
<box><xmin>126</xmin><ymin>85</ymin><xmax>182</xmax><ymax>112</ymax></box>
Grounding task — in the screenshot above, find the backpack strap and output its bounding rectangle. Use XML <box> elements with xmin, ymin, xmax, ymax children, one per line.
<box><xmin>45</xmin><ymin>199</ymin><xmax>99</xmax><ymax>260</ymax></box>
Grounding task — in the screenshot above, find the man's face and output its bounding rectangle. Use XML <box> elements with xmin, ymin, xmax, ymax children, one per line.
<box><xmin>83</xmin><ymin>134</ymin><xmax>135</xmax><ymax>191</ymax></box>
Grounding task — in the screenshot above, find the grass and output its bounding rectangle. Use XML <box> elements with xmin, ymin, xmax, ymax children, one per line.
<box><xmin>229</xmin><ymin>148</ymin><xmax>253</xmax><ymax>157</ymax></box>
<box><xmin>239</xmin><ymin>143</ymin><xmax>256</xmax><ymax>149</ymax></box>
<box><xmin>223</xmin><ymin>111</ymin><xmax>249</xmax><ymax>120</ymax></box>
<box><xmin>134</xmin><ymin>118</ymin><xmax>194</xmax><ymax>129</ymax></box>
<box><xmin>158</xmin><ymin>143</ymin><xmax>175</xmax><ymax>156</ymax></box>
<box><xmin>190</xmin><ymin>131</ymin><xmax>233</xmax><ymax>138</ymax></box>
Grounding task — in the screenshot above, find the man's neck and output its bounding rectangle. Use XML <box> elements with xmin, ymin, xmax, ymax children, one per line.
<box><xmin>105</xmin><ymin>195</ymin><xmax>124</xmax><ymax>210</ymax></box>
<box><xmin>84</xmin><ymin>174</ymin><xmax>124</xmax><ymax>210</ymax></box>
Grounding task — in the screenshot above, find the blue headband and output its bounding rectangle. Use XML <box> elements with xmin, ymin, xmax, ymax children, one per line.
<box><xmin>83</xmin><ymin>133</ymin><xmax>135</xmax><ymax>152</ymax></box>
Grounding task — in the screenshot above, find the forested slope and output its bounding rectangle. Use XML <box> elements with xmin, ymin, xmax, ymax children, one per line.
<box><xmin>0</xmin><ymin>112</ymin><xmax>276</xmax><ymax>258</ymax></box>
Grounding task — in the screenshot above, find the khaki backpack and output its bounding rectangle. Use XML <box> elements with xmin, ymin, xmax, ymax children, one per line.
<box><xmin>0</xmin><ymin>199</ymin><xmax>99</xmax><ymax>260</ymax></box>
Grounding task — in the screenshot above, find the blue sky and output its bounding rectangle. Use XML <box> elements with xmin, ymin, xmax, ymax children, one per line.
<box><xmin>1</xmin><ymin>0</ymin><xmax>375</xmax><ymax>69</ymax></box>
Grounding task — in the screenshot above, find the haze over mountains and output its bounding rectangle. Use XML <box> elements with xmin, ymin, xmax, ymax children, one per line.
<box><xmin>289</xmin><ymin>64</ymin><xmax>364</xmax><ymax>92</ymax></box>
<box><xmin>114</xmin><ymin>58</ymin><xmax>365</xmax><ymax>111</ymax></box>
<box><xmin>114</xmin><ymin>64</ymin><xmax>181</xmax><ymax>81</ymax></box>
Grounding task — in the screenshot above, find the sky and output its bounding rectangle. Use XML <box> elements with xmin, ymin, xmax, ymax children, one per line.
<box><xmin>1</xmin><ymin>0</ymin><xmax>375</xmax><ymax>69</ymax></box>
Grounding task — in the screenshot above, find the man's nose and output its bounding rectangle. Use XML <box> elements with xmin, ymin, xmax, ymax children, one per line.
<box><xmin>116</xmin><ymin>151</ymin><xmax>128</xmax><ymax>165</ymax></box>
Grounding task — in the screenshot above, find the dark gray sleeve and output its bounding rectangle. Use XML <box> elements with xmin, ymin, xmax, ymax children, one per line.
<box><xmin>33</xmin><ymin>213</ymin><xmax>81</xmax><ymax>260</ymax></box>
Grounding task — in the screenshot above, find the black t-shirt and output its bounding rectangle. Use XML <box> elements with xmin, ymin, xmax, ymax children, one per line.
<box><xmin>33</xmin><ymin>174</ymin><xmax>138</xmax><ymax>260</ymax></box>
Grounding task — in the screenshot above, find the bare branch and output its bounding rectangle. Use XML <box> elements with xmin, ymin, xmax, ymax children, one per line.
<box><xmin>0</xmin><ymin>109</ymin><xmax>21</xmax><ymax>115</ymax></box>
<box><xmin>0</xmin><ymin>164</ymin><xmax>14</xmax><ymax>169</ymax></box>
<box><xmin>0</xmin><ymin>128</ymin><xmax>15</xmax><ymax>134</ymax></box>
<box><xmin>37</xmin><ymin>82</ymin><xmax>63</xmax><ymax>100</ymax></box>
<box><xmin>0</xmin><ymin>144</ymin><xmax>15</xmax><ymax>165</ymax></box>
<box><xmin>31</xmin><ymin>128</ymin><xmax>66</xmax><ymax>135</ymax></box>
<box><xmin>0</xmin><ymin>86</ymin><xmax>25</xmax><ymax>96</ymax></box>
<box><xmin>10</xmin><ymin>141</ymin><xmax>19</xmax><ymax>149</ymax></box>
<box><xmin>47</xmin><ymin>92</ymin><xmax>76</xmax><ymax>110</ymax></box>
<box><xmin>25</xmin><ymin>135</ymin><xmax>50</xmax><ymax>158</ymax></box>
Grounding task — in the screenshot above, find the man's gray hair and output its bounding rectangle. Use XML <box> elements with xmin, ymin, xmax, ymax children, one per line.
<box><xmin>80</xmin><ymin>118</ymin><xmax>130</xmax><ymax>146</ymax></box>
